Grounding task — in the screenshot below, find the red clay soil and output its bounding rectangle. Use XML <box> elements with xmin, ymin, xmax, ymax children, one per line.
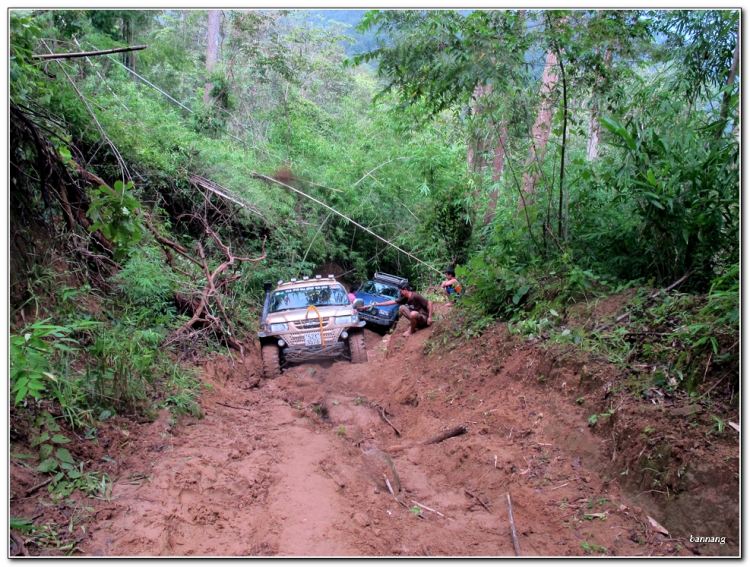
<box><xmin>9</xmin><ymin>302</ymin><xmax>739</xmax><ymax>557</ymax></box>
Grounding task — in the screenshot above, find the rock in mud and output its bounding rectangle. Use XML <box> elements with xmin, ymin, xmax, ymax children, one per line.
<box><xmin>361</xmin><ymin>449</ymin><xmax>400</xmax><ymax>493</ymax></box>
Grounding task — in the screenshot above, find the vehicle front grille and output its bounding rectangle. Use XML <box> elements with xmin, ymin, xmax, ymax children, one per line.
<box><xmin>292</xmin><ymin>317</ymin><xmax>330</xmax><ymax>330</ymax></box>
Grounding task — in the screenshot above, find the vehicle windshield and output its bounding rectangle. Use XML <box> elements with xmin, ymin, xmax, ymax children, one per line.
<box><xmin>360</xmin><ymin>281</ymin><xmax>400</xmax><ymax>299</ymax></box>
<box><xmin>269</xmin><ymin>284</ymin><xmax>349</xmax><ymax>313</ymax></box>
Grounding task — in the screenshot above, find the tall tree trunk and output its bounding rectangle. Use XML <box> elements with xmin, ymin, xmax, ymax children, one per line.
<box><xmin>519</xmin><ymin>49</ymin><xmax>559</xmax><ymax>208</ymax></box>
<box><xmin>587</xmin><ymin>48</ymin><xmax>612</xmax><ymax>160</ymax></box>
<box><xmin>483</xmin><ymin>124</ymin><xmax>508</xmax><ymax>227</ymax></box>
<box><xmin>203</xmin><ymin>10</ymin><xmax>221</xmax><ymax>104</ymax></box>
<box><xmin>467</xmin><ymin>84</ymin><xmax>489</xmax><ymax>173</ymax></box>
<box><xmin>555</xmin><ymin>44</ymin><xmax>568</xmax><ymax>241</ymax></box>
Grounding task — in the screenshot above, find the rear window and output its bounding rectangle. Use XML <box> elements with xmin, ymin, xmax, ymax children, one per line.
<box><xmin>360</xmin><ymin>281</ymin><xmax>399</xmax><ymax>299</ymax></box>
<box><xmin>269</xmin><ymin>284</ymin><xmax>349</xmax><ymax>313</ymax></box>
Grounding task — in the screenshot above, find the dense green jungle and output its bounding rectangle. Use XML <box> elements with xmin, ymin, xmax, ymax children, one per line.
<box><xmin>8</xmin><ymin>10</ymin><xmax>739</xmax><ymax>552</ymax></box>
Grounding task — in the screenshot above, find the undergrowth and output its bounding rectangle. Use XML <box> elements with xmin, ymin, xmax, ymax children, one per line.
<box><xmin>427</xmin><ymin>261</ymin><xmax>739</xmax><ymax>400</ymax></box>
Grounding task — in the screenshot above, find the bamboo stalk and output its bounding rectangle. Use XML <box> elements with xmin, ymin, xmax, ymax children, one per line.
<box><xmin>33</xmin><ymin>44</ymin><xmax>147</xmax><ymax>60</ymax></box>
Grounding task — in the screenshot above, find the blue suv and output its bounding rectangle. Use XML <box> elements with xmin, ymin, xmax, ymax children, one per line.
<box><xmin>353</xmin><ymin>272</ymin><xmax>408</xmax><ymax>329</ymax></box>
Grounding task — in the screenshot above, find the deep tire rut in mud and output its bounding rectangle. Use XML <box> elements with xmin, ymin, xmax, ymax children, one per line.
<box><xmin>78</xmin><ymin>306</ymin><xmax>736</xmax><ymax>556</ymax></box>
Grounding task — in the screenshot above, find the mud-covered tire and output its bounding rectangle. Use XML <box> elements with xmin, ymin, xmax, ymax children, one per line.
<box><xmin>261</xmin><ymin>344</ymin><xmax>281</xmax><ymax>379</ymax></box>
<box><xmin>348</xmin><ymin>329</ymin><xmax>368</xmax><ymax>364</ymax></box>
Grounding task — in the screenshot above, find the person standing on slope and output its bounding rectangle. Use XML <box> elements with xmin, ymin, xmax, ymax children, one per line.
<box><xmin>373</xmin><ymin>284</ymin><xmax>433</xmax><ymax>336</ymax></box>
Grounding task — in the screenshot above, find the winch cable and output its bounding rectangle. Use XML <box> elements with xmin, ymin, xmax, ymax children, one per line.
<box><xmin>252</xmin><ymin>172</ymin><xmax>443</xmax><ymax>277</ymax></box>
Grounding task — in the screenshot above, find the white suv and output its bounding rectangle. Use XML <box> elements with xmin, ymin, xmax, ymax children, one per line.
<box><xmin>258</xmin><ymin>275</ymin><xmax>367</xmax><ymax>378</ymax></box>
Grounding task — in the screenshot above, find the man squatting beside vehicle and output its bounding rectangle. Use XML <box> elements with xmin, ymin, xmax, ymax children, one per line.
<box><xmin>372</xmin><ymin>285</ymin><xmax>433</xmax><ymax>336</ymax></box>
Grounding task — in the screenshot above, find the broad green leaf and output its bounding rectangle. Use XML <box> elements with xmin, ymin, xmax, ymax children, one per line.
<box><xmin>619</xmin><ymin>128</ymin><xmax>637</xmax><ymax>151</ymax></box>
<box><xmin>599</xmin><ymin>116</ymin><xmax>622</xmax><ymax>135</ymax></box>
<box><xmin>52</xmin><ymin>434</ymin><xmax>71</xmax><ymax>444</ymax></box>
<box><xmin>39</xmin><ymin>444</ymin><xmax>53</xmax><ymax>460</ymax></box>
<box><xmin>14</xmin><ymin>385</ymin><xmax>28</xmax><ymax>405</ymax></box>
<box><xmin>56</xmin><ymin>448</ymin><xmax>75</xmax><ymax>464</ymax></box>
<box><xmin>31</xmin><ymin>432</ymin><xmax>50</xmax><ymax>447</ymax></box>
<box><xmin>36</xmin><ymin>458</ymin><xmax>58</xmax><ymax>472</ymax></box>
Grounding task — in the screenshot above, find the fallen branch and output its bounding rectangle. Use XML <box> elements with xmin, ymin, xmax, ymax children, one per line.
<box><xmin>26</xmin><ymin>478</ymin><xmax>53</xmax><ymax>496</ymax></box>
<box><xmin>411</xmin><ymin>499</ymin><xmax>453</xmax><ymax>521</ymax></box>
<box><xmin>422</xmin><ymin>425</ymin><xmax>468</xmax><ymax>446</ymax></box>
<box><xmin>506</xmin><ymin>492</ymin><xmax>521</xmax><ymax>556</ymax></box>
<box><xmin>33</xmin><ymin>44</ymin><xmax>147</xmax><ymax>60</ymax></box>
<box><xmin>386</xmin><ymin>424</ymin><xmax>466</xmax><ymax>452</ymax></box>
<box><xmin>190</xmin><ymin>174</ymin><xmax>267</xmax><ymax>222</ymax></box>
<box><xmin>377</xmin><ymin>404</ymin><xmax>401</xmax><ymax>437</ymax></box>
<box><xmin>464</xmin><ymin>488</ymin><xmax>491</xmax><ymax>513</ymax></box>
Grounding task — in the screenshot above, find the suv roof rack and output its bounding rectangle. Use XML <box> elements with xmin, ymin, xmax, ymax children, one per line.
<box><xmin>373</xmin><ymin>272</ymin><xmax>408</xmax><ymax>288</ymax></box>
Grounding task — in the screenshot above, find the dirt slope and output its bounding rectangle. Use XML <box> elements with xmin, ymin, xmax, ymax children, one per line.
<box><xmin>11</xmin><ymin>303</ymin><xmax>739</xmax><ymax>556</ymax></box>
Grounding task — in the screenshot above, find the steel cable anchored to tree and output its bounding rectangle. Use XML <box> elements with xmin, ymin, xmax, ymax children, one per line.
<box><xmin>251</xmin><ymin>172</ymin><xmax>443</xmax><ymax>277</ymax></box>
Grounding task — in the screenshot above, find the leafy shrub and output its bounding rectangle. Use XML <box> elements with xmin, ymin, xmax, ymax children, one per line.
<box><xmin>455</xmin><ymin>258</ymin><xmax>533</xmax><ymax>318</ymax></box>
<box><xmin>114</xmin><ymin>248</ymin><xmax>177</xmax><ymax>326</ymax></box>
<box><xmin>87</xmin><ymin>325</ymin><xmax>162</xmax><ymax>415</ymax></box>
<box><xmin>87</xmin><ymin>181</ymin><xmax>146</xmax><ymax>262</ymax></box>
<box><xmin>10</xmin><ymin>320</ymin><xmax>91</xmax><ymax>406</ymax></box>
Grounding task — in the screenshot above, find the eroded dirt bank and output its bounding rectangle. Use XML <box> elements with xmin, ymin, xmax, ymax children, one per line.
<box><xmin>11</xmin><ymin>304</ymin><xmax>739</xmax><ymax>556</ymax></box>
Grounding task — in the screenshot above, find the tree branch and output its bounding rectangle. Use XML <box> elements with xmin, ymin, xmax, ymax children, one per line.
<box><xmin>33</xmin><ymin>44</ymin><xmax>147</xmax><ymax>60</ymax></box>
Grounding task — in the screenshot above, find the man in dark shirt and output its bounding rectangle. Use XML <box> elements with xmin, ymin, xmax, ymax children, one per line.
<box><xmin>373</xmin><ymin>285</ymin><xmax>433</xmax><ymax>336</ymax></box>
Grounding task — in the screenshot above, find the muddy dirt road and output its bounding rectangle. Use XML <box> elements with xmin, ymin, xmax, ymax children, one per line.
<box><xmin>54</xmin><ymin>305</ymin><xmax>735</xmax><ymax>556</ymax></box>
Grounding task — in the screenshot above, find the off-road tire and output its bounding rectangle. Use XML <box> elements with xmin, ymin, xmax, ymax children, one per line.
<box><xmin>348</xmin><ymin>329</ymin><xmax>368</xmax><ymax>364</ymax></box>
<box><xmin>261</xmin><ymin>344</ymin><xmax>281</xmax><ymax>379</ymax></box>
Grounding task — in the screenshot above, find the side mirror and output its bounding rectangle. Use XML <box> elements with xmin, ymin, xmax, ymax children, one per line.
<box><xmin>352</xmin><ymin>298</ymin><xmax>364</xmax><ymax>308</ymax></box>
